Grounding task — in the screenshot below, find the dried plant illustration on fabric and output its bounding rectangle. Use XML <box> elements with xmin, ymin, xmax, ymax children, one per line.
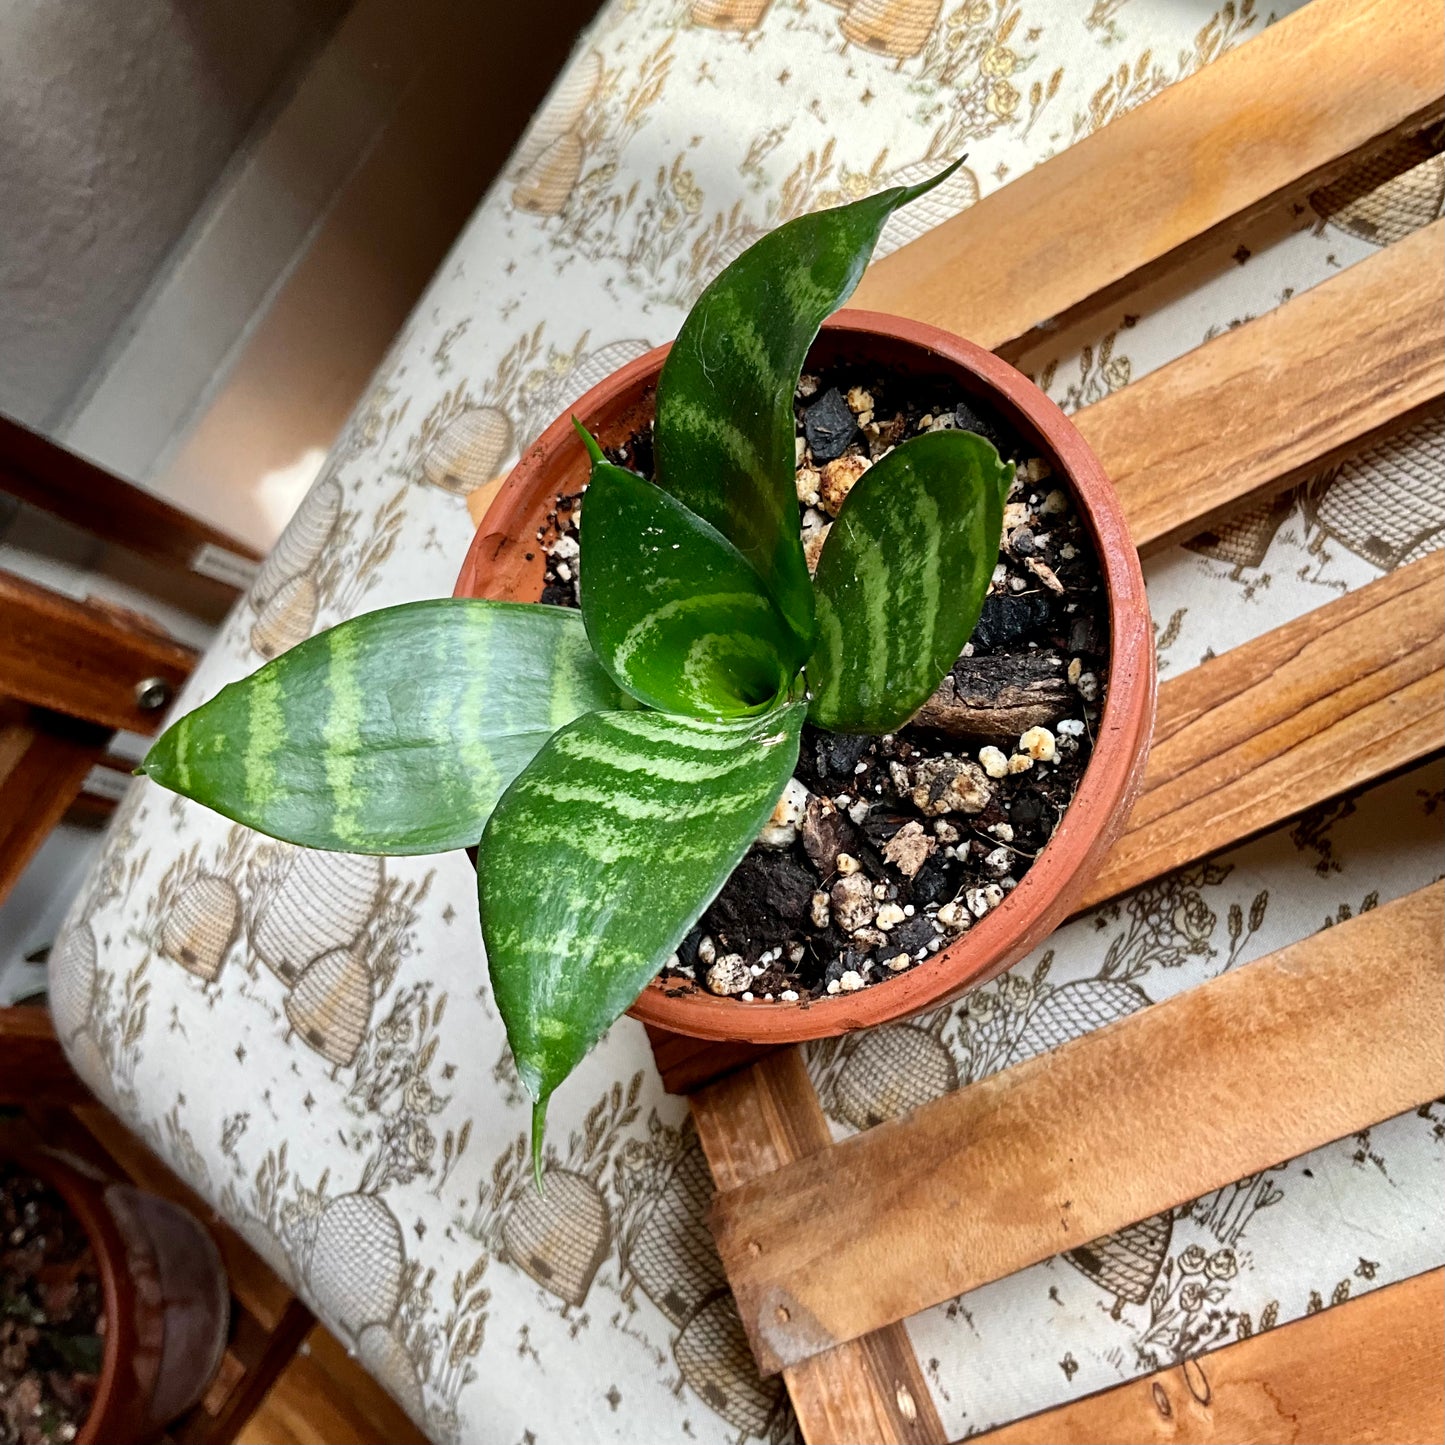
<box><xmin>1065</xmin><ymin>0</ymin><xmax>1259</xmax><ymax>144</ymax></box>
<box><xmin>403</xmin><ymin>324</ymin><xmax>652</xmax><ymax>500</ymax></box>
<box><xmin>1029</xmin><ymin>330</ymin><xmax>1133</xmax><ymax>414</ymax></box>
<box><xmin>232</xmin><ymin>468</ymin><xmax>407</xmax><ymax>662</ymax></box>
<box><xmin>44</xmin><ymin>0</ymin><xmax>1443</xmax><ymax>1441</ymax></box>
<box><xmin>467</xmin><ymin>1077</ymin><xmax>642</xmax><ymax>1313</ymax></box>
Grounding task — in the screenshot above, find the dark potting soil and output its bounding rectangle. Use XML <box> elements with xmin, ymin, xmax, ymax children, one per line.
<box><xmin>0</xmin><ymin>1163</ymin><xmax>103</xmax><ymax>1445</ymax></box>
<box><xmin>531</xmin><ymin>362</ymin><xmax>1110</xmax><ymax>1003</ymax></box>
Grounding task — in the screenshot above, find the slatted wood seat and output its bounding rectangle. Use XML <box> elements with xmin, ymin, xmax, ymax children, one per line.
<box><xmin>650</xmin><ymin>2</ymin><xmax>1445</xmax><ymax>1439</ymax></box>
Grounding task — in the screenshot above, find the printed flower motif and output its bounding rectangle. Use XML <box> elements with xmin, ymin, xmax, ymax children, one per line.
<box><xmin>1179</xmin><ymin>1244</ymin><xmax>1209</xmax><ymax>1274</ymax></box>
<box><xmin>1000</xmin><ymin>973</ymin><xmax>1033</xmax><ymax>1013</ymax></box>
<box><xmin>1207</xmin><ymin>1248</ymin><xmax>1238</xmax><ymax>1281</ymax></box>
<box><xmin>966</xmin><ymin>989</ymin><xmax>998</xmax><ymax>1022</ymax></box>
<box><xmin>986</xmin><ymin>80</ymin><xmax>1020</xmax><ymax>118</ymax></box>
<box><xmin>410</xmin><ymin>1120</ymin><xmax>436</xmax><ymax>1165</ymax></box>
<box><xmin>404</xmin><ymin>1074</ymin><xmax>436</xmax><ymax>1114</ymax></box>
<box><xmin>981</xmin><ymin>45</ymin><xmax>1017</xmax><ymax>77</ymax></box>
<box><xmin>1174</xmin><ymin>894</ymin><xmax>1217</xmax><ymax>950</ymax></box>
<box><xmin>1179</xmin><ymin>1281</ymin><xmax>1205</xmax><ymax>1311</ymax></box>
<box><xmin>964</xmin><ymin>0</ymin><xmax>992</xmax><ymax>22</ymax></box>
<box><xmin>672</xmin><ymin>165</ymin><xmax>703</xmax><ymax>216</ymax></box>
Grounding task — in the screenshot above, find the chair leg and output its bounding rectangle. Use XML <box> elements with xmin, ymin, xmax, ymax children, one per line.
<box><xmin>0</xmin><ymin>702</ymin><xmax>109</xmax><ymax>907</ymax></box>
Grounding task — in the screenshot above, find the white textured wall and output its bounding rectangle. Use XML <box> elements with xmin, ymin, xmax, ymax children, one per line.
<box><xmin>0</xmin><ymin>0</ymin><xmax>345</xmax><ymax>430</ymax></box>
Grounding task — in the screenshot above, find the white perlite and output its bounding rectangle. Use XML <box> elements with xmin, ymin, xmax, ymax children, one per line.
<box><xmin>978</xmin><ymin>745</ymin><xmax>1009</xmax><ymax>779</ymax></box>
<box><xmin>875</xmin><ymin>902</ymin><xmax>906</xmax><ymax>931</ymax></box>
<box><xmin>757</xmin><ymin>777</ymin><xmax>810</xmax><ymax>848</ymax></box>
<box><xmin>1018</xmin><ymin>726</ymin><xmax>1057</xmax><ymax>762</ymax></box>
<box><xmin>705</xmin><ymin>954</ymin><xmax>751</xmax><ymax>997</ymax></box>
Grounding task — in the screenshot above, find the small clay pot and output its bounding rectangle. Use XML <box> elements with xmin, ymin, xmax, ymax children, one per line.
<box><xmin>456</xmin><ymin>310</ymin><xmax>1155</xmax><ymax>1045</ymax></box>
<box><xmin>0</xmin><ymin>1130</ymin><xmax>230</xmax><ymax>1444</ymax></box>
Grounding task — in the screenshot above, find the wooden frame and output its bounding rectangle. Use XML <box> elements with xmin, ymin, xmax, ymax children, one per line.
<box><xmin>0</xmin><ymin>570</ymin><xmax>200</xmax><ymax>905</ymax></box>
<box><xmin>0</xmin><ymin>414</ymin><xmax>260</xmax><ymax>599</ymax></box>
<box><xmin>653</xmin><ymin>4</ymin><xmax>1445</xmax><ymax>1439</ymax></box>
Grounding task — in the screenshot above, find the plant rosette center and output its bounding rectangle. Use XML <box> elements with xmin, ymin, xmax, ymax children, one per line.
<box><xmin>528</xmin><ymin>356</ymin><xmax>1108</xmax><ymax>1009</ymax></box>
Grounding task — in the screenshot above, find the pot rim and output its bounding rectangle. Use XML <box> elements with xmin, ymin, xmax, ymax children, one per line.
<box><xmin>456</xmin><ymin>308</ymin><xmax>1155</xmax><ymax>1043</ymax></box>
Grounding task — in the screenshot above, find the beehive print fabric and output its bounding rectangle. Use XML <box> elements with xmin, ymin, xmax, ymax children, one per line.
<box><xmin>50</xmin><ymin>1</ymin><xmax>1444</xmax><ymax>1441</ymax></box>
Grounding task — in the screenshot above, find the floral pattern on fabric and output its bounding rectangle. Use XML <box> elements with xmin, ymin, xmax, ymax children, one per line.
<box><xmin>49</xmin><ymin>1</ymin><xmax>1444</xmax><ymax>1439</ymax></box>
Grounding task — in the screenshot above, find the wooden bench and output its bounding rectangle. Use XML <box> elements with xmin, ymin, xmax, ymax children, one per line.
<box><xmin>648</xmin><ymin>1</ymin><xmax>1445</xmax><ymax>1439</ymax></box>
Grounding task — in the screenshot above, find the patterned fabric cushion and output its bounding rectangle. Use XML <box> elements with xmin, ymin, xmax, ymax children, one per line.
<box><xmin>50</xmin><ymin>2</ymin><xmax>1445</xmax><ymax>1440</ymax></box>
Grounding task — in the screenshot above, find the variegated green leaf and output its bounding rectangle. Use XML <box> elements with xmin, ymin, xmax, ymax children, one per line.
<box><xmin>140</xmin><ymin>600</ymin><xmax>630</xmax><ymax>854</ymax></box>
<box><xmin>807</xmin><ymin>430</ymin><xmax>1012</xmax><ymax>733</ymax></box>
<box><xmin>654</xmin><ymin>159</ymin><xmax>966</xmax><ymax>655</ymax></box>
<box><xmin>477</xmin><ymin>702</ymin><xmax>806</xmax><ymax>1173</ymax></box>
<box><xmin>577</xmin><ymin>430</ymin><xmax>802</xmax><ymax>717</ymax></box>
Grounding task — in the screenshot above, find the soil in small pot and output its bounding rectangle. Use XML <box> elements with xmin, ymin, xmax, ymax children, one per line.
<box><xmin>530</xmin><ymin>360</ymin><xmax>1110</xmax><ymax>1003</ymax></box>
<box><xmin>0</xmin><ymin>1164</ymin><xmax>103</xmax><ymax>1445</ymax></box>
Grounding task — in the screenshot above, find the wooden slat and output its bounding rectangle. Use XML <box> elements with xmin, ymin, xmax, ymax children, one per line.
<box><xmin>0</xmin><ymin>413</ymin><xmax>261</xmax><ymax>592</ymax></box>
<box><xmin>852</xmin><ymin>0</ymin><xmax>1445</xmax><ymax>356</ymax></box>
<box><xmin>658</xmin><ymin>224</ymin><xmax>1445</xmax><ymax>1096</ymax></box>
<box><xmin>974</xmin><ymin>1269</ymin><xmax>1445</xmax><ymax>1445</ymax></box>
<box><xmin>0</xmin><ymin>705</ymin><xmax>109</xmax><ymax>905</ymax></box>
<box><xmin>1089</xmin><ymin>219</ymin><xmax>1445</xmax><ymax>553</ymax></box>
<box><xmin>646</xmin><ymin>1025</ymin><xmax>776</xmax><ymax>1095</ymax></box>
<box><xmin>708</xmin><ymin>884</ymin><xmax>1445</xmax><ymax>1375</ymax></box>
<box><xmin>692</xmin><ymin>1051</ymin><xmax>947</xmax><ymax>1445</ymax></box>
<box><xmin>0</xmin><ymin>569</ymin><xmax>197</xmax><ymax>734</ymax></box>
<box><xmin>658</xmin><ymin>545</ymin><xmax>1444</xmax><ymax>1093</ymax></box>
<box><xmin>172</xmin><ymin>1299</ymin><xmax>315</xmax><ymax>1445</ymax></box>
<box><xmin>0</xmin><ymin>1006</ymin><xmax>91</xmax><ymax>1108</ymax></box>
<box><xmin>1083</xmin><ymin>550</ymin><xmax>1444</xmax><ymax>910</ymax></box>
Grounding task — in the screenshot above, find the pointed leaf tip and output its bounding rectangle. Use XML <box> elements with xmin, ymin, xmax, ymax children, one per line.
<box><xmin>137</xmin><ymin>600</ymin><xmax>629</xmax><ymax>854</ymax></box>
<box><xmin>896</xmin><ymin>155</ymin><xmax>967</xmax><ymax>205</ymax></box>
<box><xmin>571</xmin><ymin>416</ymin><xmax>606</xmax><ymax>466</ymax></box>
<box><xmin>530</xmin><ymin>1098</ymin><xmax>548</xmax><ymax>1194</ymax></box>
<box><xmin>656</xmin><ymin>164</ymin><xmax>967</xmax><ymax>659</ymax></box>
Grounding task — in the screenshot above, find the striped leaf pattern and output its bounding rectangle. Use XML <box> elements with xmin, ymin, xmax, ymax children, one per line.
<box><xmin>807</xmin><ymin>430</ymin><xmax>1013</xmax><ymax>733</ymax></box>
<box><xmin>477</xmin><ymin>702</ymin><xmax>806</xmax><ymax>1169</ymax></box>
<box><xmin>654</xmin><ymin>159</ymin><xmax>966</xmax><ymax>655</ymax></box>
<box><xmin>579</xmin><ymin>448</ymin><xmax>802</xmax><ymax>717</ymax></box>
<box><xmin>141</xmin><ymin>600</ymin><xmax>629</xmax><ymax>854</ymax></box>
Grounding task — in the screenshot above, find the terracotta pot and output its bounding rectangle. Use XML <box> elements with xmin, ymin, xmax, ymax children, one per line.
<box><xmin>456</xmin><ymin>310</ymin><xmax>1155</xmax><ymax>1044</ymax></box>
<box><xmin>0</xmin><ymin>1130</ymin><xmax>230</xmax><ymax>1444</ymax></box>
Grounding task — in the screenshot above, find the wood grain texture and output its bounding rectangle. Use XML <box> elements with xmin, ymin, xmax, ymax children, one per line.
<box><xmin>0</xmin><ymin>1006</ymin><xmax>91</xmax><ymax>1108</ymax></box>
<box><xmin>0</xmin><ymin>569</ymin><xmax>197</xmax><ymax>734</ymax></box>
<box><xmin>231</xmin><ymin>1323</ymin><xmax>429</xmax><ymax>1445</ymax></box>
<box><xmin>0</xmin><ymin>413</ymin><xmax>261</xmax><ymax>582</ymax></box>
<box><xmin>645</xmin><ymin>1024</ymin><xmax>778</xmax><ymax>1094</ymax></box>
<box><xmin>1088</xmin><ymin>219</ymin><xmax>1445</xmax><ymax>553</ymax></box>
<box><xmin>851</xmin><ymin>0</ymin><xmax>1445</xmax><ymax>355</ymax></box>
<box><xmin>1082</xmin><ymin>549</ymin><xmax>1444</xmax><ymax>911</ymax></box>
<box><xmin>709</xmin><ymin>884</ymin><xmax>1445</xmax><ymax>1375</ymax></box>
<box><xmin>0</xmin><ymin>707</ymin><xmax>109</xmax><ymax>907</ymax></box>
<box><xmin>973</xmin><ymin>1269</ymin><xmax>1445</xmax><ymax>1445</ymax></box>
<box><xmin>692</xmin><ymin>1051</ymin><xmax>946</xmax><ymax>1445</ymax></box>
<box><xmin>656</xmin><ymin>546</ymin><xmax>1445</xmax><ymax>1091</ymax></box>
